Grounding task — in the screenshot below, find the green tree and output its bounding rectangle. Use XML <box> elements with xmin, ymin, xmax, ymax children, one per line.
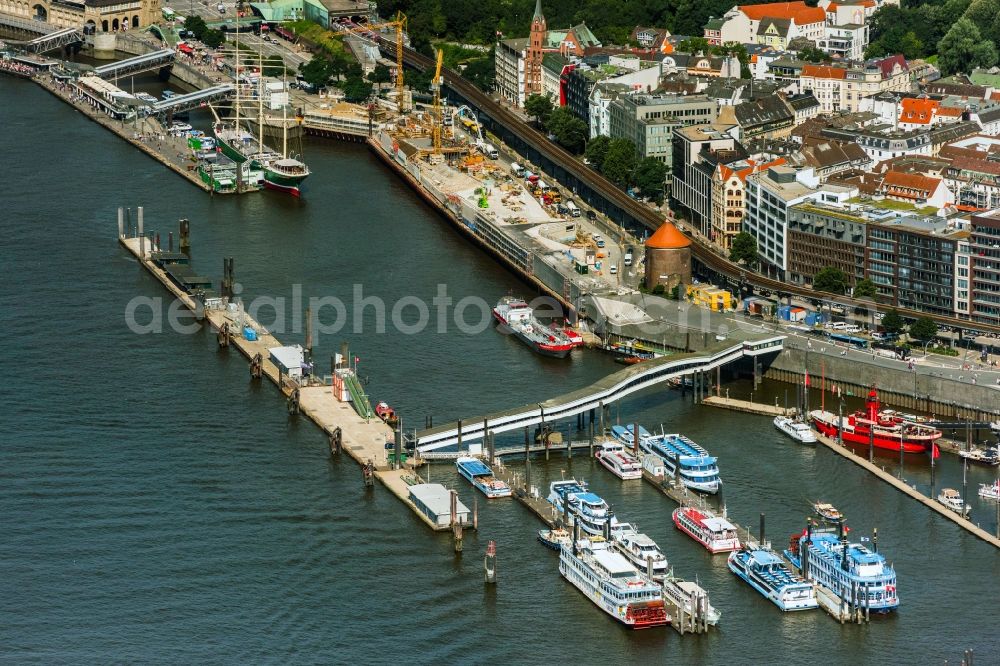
<box><xmin>881</xmin><ymin>309</ymin><xmax>905</xmax><ymax>336</ymax></box>
<box><xmin>813</xmin><ymin>267</ymin><xmax>848</xmax><ymax>294</ymax></box>
<box><xmin>547</xmin><ymin>107</ymin><xmax>587</xmax><ymax>153</ymax></box>
<box><xmin>897</xmin><ymin>31</ymin><xmax>925</xmax><ymax>60</ymax></box>
<box><xmin>602</xmin><ymin>138</ymin><xmax>637</xmax><ymax>187</ymax></box>
<box><xmin>341</xmin><ymin>76</ymin><xmax>373</xmax><ymax>103</ymax></box>
<box><xmin>633</xmin><ymin>157</ymin><xmax>667</xmax><ymax>203</ymax></box>
<box><xmin>798</xmin><ymin>45</ymin><xmax>831</xmax><ymax>63</ymax></box>
<box><xmin>729</xmin><ymin>232</ymin><xmax>758</xmax><ymax>266</ymax></box>
<box><xmin>183</xmin><ymin>15</ymin><xmax>208</xmax><ymax>40</ymax></box>
<box><xmin>368</xmin><ymin>63</ymin><xmax>392</xmax><ymax>84</ymax></box>
<box><xmin>676</xmin><ymin>37</ymin><xmax>711</xmax><ymax>54</ymax></box>
<box><xmin>937</xmin><ymin>17</ymin><xmax>997</xmax><ymax>76</ymax></box>
<box><xmin>201</xmin><ymin>29</ymin><xmax>225</xmax><ymax>49</ymax></box>
<box><xmin>524</xmin><ymin>93</ymin><xmax>553</xmax><ymax>126</ymax></box>
<box><xmin>853</xmin><ymin>278</ymin><xmax>877</xmax><ymax>299</ymax></box>
<box><xmin>462</xmin><ymin>55</ymin><xmax>495</xmax><ymax>93</ymax></box>
<box><xmin>585</xmin><ymin>135</ymin><xmax>611</xmax><ymax>171</ymax></box>
<box><xmin>298</xmin><ymin>55</ymin><xmax>334</xmax><ymax>88</ymax></box>
<box><xmin>909</xmin><ymin>316</ymin><xmax>939</xmax><ymax>342</ymax></box>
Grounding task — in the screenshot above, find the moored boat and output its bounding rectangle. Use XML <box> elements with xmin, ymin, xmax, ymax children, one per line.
<box><xmin>547</xmin><ymin>480</ymin><xmax>614</xmax><ymax>535</ymax></box>
<box><xmin>610</xmin><ymin>424</ymin><xmax>652</xmax><ymax>449</ymax></box>
<box><xmin>958</xmin><ymin>446</ymin><xmax>1000</xmax><ymax>467</ymax></box>
<box><xmin>979</xmin><ymin>479</ymin><xmax>1000</xmax><ymax>500</ymax></box>
<box><xmin>608</xmin><ymin>522</ymin><xmax>669</xmax><ymax>579</ymax></box>
<box><xmin>774</xmin><ymin>415</ymin><xmax>817</xmax><ymax>444</ymax></box>
<box><xmin>559</xmin><ymin>535</ymin><xmax>670</xmax><ymax>629</ymax></box>
<box><xmin>810</xmin><ymin>387</ymin><xmax>941</xmax><ymax>455</ymax></box>
<box><xmin>538</xmin><ymin>527</ymin><xmax>571</xmax><ymax>550</ymax></box>
<box><xmin>937</xmin><ymin>488</ymin><xmax>970</xmax><ymax>517</ymax></box>
<box><xmin>641</xmin><ymin>430</ymin><xmax>721</xmax><ymax>494</ymax></box>
<box><xmin>728</xmin><ymin>545</ymin><xmax>818</xmax><ymax>611</ymax></box>
<box><xmin>456</xmin><ymin>456</ymin><xmax>511</xmax><ymax>498</ymax></box>
<box><xmin>672</xmin><ymin>506</ymin><xmax>741</xmax><ymax>553</ymax></box>
<box><xmin>493</xmin><ymin>296</ymin><xmax>574</xmax><ymax>358</ymax></box>
<box><xmin>595</xmin><ymin>440</ymin><xmax>642</xmax><ymax>480</ymax></box>
<box><xmin>784</xmin><ymin>525</ymin><xmax>899</xmax><ymax>613</ymax></box>
<box><xmin>374</xmin><ymin>401</ymin><xmax>398</xmax><ymax>425</ymax></box>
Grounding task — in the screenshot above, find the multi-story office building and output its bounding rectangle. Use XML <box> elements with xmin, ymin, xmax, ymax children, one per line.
<box><xmin>608</xmin><ymin>93</ymin><xmax>718</xmax><ymax>166</ymax></box>
<box><xmin>970</xmin><ymin>211</ymin><xmax>1000</xmax><ymax>325</ymax></box>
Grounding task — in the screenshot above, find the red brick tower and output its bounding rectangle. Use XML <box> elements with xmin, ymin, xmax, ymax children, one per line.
<box><xmin>524</xmin><ymin>0</ymin><xmax>546</xmax><ymax>100</ymax></box>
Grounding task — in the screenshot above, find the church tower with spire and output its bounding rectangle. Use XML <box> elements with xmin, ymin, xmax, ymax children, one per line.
<box><xmin>524</xmin><ymin>0</ymin><xmax>546</xmax><ymax>99</ymax></box>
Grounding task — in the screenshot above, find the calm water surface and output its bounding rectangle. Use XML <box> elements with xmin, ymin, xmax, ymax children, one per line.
<box><xmin>1</xmin><ymin>77</ymin><xmax>998</xmax><ymax>664</ymax></box>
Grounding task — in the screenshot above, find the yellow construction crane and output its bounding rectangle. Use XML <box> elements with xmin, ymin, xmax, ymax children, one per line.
<box><xmin>431</xmin><ymin>48</ymin><xmax>443</xmax><ymax>154</ymax></box>
<box><xmin>342</xmin><ymin>12</ymin><xmax>408</xmax><ymax>112</ymax></box>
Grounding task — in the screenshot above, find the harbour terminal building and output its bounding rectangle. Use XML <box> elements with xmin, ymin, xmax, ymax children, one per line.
<box><xmin>0</xmin><ymin>0</ymin><xmax>162</xmax><ymax>33</ymax></box>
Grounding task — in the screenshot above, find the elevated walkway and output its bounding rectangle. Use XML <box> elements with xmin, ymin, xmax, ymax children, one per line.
<box><xmin>415</xmin><ymin>334</ymin><xmax>784</xmax><ymax>452</ymax></box>
<box><xmin>92</xmin><ymin>49</ymin><xmax>174</xmax><ymax>79</ymax></box>
<box><xmin>149</xmin><ymin>83</ymin><xmax>234</xmax><ymax>115</ymax></box>
<box><xmin>344</xmin><ymin>372</ymin><xmax>374</xmax><ymax>419</ymax></box>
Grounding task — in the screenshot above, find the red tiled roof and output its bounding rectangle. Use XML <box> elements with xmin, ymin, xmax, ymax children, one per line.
<box><xmin>880</xmin><ymin>170</ymin><xmax>940</xmax><ymax>194</ymax></box>
<box><xmin>900</xmin><ymin>97</ymin><xmax>939</xmax><ymax>125</ymax></box>
<box><xmin>874</xmin><ymin>54</ymin><xmax>908</xmax><ymax>79</ymax></box>
<box><xmin>739</xmin><ymin>1</ymin><xmax>826</xmax><ymax>24</ymax></box>
<box><xmin>937</xmin><ymin>106</ymin><xmax>965</xmax><ymax>117</ymax></box>
<box><xmin>801</xmin><ymin>64</ymin><xmax>847</xmax><ymax>79</ymax></box>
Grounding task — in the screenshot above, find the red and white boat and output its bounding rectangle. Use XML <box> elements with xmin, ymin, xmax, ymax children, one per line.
<box><xmin>558</xmin><ymin>323</ymin><xmax>585</xmax><ymax>348</ymax></box>
<box><xmin>672</xmin><ymin>506</ymin><xmax>741</xmax><ymax>554</ymax></box>
<box><xmin>493</xmin><ymin>296</ymin><xmax>574</xmax><ymax>358</ymax></box>
<box><xmin>810</xmin><ymin>387</ymin><xmax>941</xmax><ymax>455</ymax></box>
<box><xmin>595</xmin><ymin>440</ymin><xmax>642</xmax><ymax>480</ymax></box>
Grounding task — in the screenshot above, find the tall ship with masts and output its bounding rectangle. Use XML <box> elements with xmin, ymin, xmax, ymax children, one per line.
<box><xmin>213</xmin><ymin>21</ymin><xmax>311</xmax><ymax>195</ymax></box>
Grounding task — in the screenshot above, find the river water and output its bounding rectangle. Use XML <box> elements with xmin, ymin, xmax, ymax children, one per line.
<box><xmin>1</xmin><ymin>76</ymin><xmax>998</xmax><ymax>663</ymax></box>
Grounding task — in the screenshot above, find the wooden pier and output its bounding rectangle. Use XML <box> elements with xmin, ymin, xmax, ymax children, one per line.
<box><xmin>117</xmin><ymin>219</ymin><xmax>461</xmax><ymax>534</ymax></box>
<box><xmin>701</xmin><ymin>395</ymin><xmax>795</xmax><ymax>417</ymax></box>
<box><xmin>811</xmin><ymin>432</ymin><xmax>1000</xmax><ymax>549</ymax></box>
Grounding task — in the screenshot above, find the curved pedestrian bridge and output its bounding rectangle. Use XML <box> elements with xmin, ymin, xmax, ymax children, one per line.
<box><xmin>415</xmin><ymin>334</ymin><xmax>785</xmax><ymax>453</ymax></box>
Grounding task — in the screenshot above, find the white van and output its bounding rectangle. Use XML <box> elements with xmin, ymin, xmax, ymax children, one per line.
<box><xmin>829</xmin><ymin>322</ymin><xmax>848</xmax><ymax>331</ymax></box>
<box><xmin>624</xmin><ymin>249</ymin><xmax>633</xmax><ymax>266</ymax></box>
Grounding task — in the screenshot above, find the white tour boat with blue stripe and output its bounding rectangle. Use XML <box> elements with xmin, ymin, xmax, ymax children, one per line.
<box><xmin>547</xmin><ymin>480</ymin><xmax>615</xmax><ymax>535</ymax></box>
<box><xmin>456</xmin><ymin>456</ymin><xmax>511</xmax><ymax>498</ymax></box>
<box><xmin>728</xmin><ymin>545</ymin><xmax>818</xmax><ymax>611</ymax></box>
<box><xmin>640</xmin><ymin>430</ymin><xmax>721</xmax><ymax>494</ymax></box>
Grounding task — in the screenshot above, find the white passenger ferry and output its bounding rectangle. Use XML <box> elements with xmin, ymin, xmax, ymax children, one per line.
<box><xmin>595</xmin><ymin>440</ymin><xmax>642</xmax><ymax>480</ymax></box>
<box><xmin>559</xmin><ymin>536</ymin><xmax>670</xmax><ymax>629</ymax></box>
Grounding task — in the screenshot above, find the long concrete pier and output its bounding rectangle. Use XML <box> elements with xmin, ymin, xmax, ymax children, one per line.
<box><xmin>116</xmin><ymin>215</ymin><xmax>461</xmax><ymax>533</ymax></box>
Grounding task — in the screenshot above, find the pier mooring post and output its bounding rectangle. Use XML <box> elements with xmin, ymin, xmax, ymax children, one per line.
<box><xmin>838</xmin><ymin>401</ymin><xmax>844</xmax><ymax>447</ymax></box>
<box><xmin>759</xmin><ymin>512</ymin><xmax>765</xmax><ymax>545</ymax></box>
<box><xmin>457</xmin><ymin>418</ymin><xmax>463</xmax><ymax>453</ymax></box>
<box><xmin>394</xmin><ymin>426</ymin><xmax>402</xmax><ymax>471</ymax></box>
<box><xmin>589</xmin><ymin>420</ymin><xmax>594</xmax><ymax>457</ymax></box>
<box><xmin>598</xmin><ymin>401</ymin><xmax>605</xmax><ymax>439</ymax></box>
<box><xmin>117</xmin><ymin>207</ymin><xmax>124</xmax><ymax>239</ymax></box>
<box><xmin>450</xmin><ymin>490</ymin><xmax>463</xmax><ymax>553</ymax></box>
<box><xmin>137</xmin><ymin>206</ymin><xmax>145</xmax><ymax>259</ymax></box>
<box><xmin>179</xmin><ymin>218</ymin><xmax>191</xmax><ymax>259</ymax></box>
<box><xmin>484</xmin><ymin>540</ymin><xmax>497</xmax><ymax>584</ymax></box>
<box><xmin>473</xmin><ymin>496</ymin><xmax>478</xmax><ymax>531</ymax></box>
<box><xmin>632</xmin><ymin>422</ymin><xmax>640</xmax><ymax>457</ymax></box>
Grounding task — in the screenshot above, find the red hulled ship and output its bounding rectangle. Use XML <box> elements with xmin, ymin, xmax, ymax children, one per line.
<box><xmin>810</xmin><ymin>387</ymin><xmax>941</xmax><ymax>454</ymax></box>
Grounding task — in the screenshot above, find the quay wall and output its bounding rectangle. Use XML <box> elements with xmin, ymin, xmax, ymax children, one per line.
<box><xmin>765</xmin><ymin>347</ymin><xmax>1000</xmax><ymax>421</ymax></box>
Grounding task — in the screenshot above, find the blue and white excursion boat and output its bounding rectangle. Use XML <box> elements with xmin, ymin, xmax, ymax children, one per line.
<box><xmin>784</xmin><ymin>526</ymin><xmax>899</xmax><ymax>613</ymax></box>
<box><xmin>547</xmin><ymin>480</ymin><xmax>615</xmax><ymax>535</ymax></box>
<box><xmin>455</xmin><ymin>456</ymin><xmax>511</xmax><ymax>498</ymax></box>
<box><xmin>559</xmin><ymin>535</ymin><xmax>670</xmax><ymax>629</ymax></box>
<box><xmin>641</xmin><ymin>430</ymin><xmax>722</xmax><ymax>494</ymax></box>
<box><xmin>728</xmin><ymin>545</ymin><xmax>818</xmax><ymax>611</ymax></box>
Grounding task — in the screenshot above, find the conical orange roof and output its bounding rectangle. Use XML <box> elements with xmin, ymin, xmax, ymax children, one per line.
<box><xmin>645</xmin><ymin>221</ymin><xmax>691</xmax><ymax>249</ymax></box>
